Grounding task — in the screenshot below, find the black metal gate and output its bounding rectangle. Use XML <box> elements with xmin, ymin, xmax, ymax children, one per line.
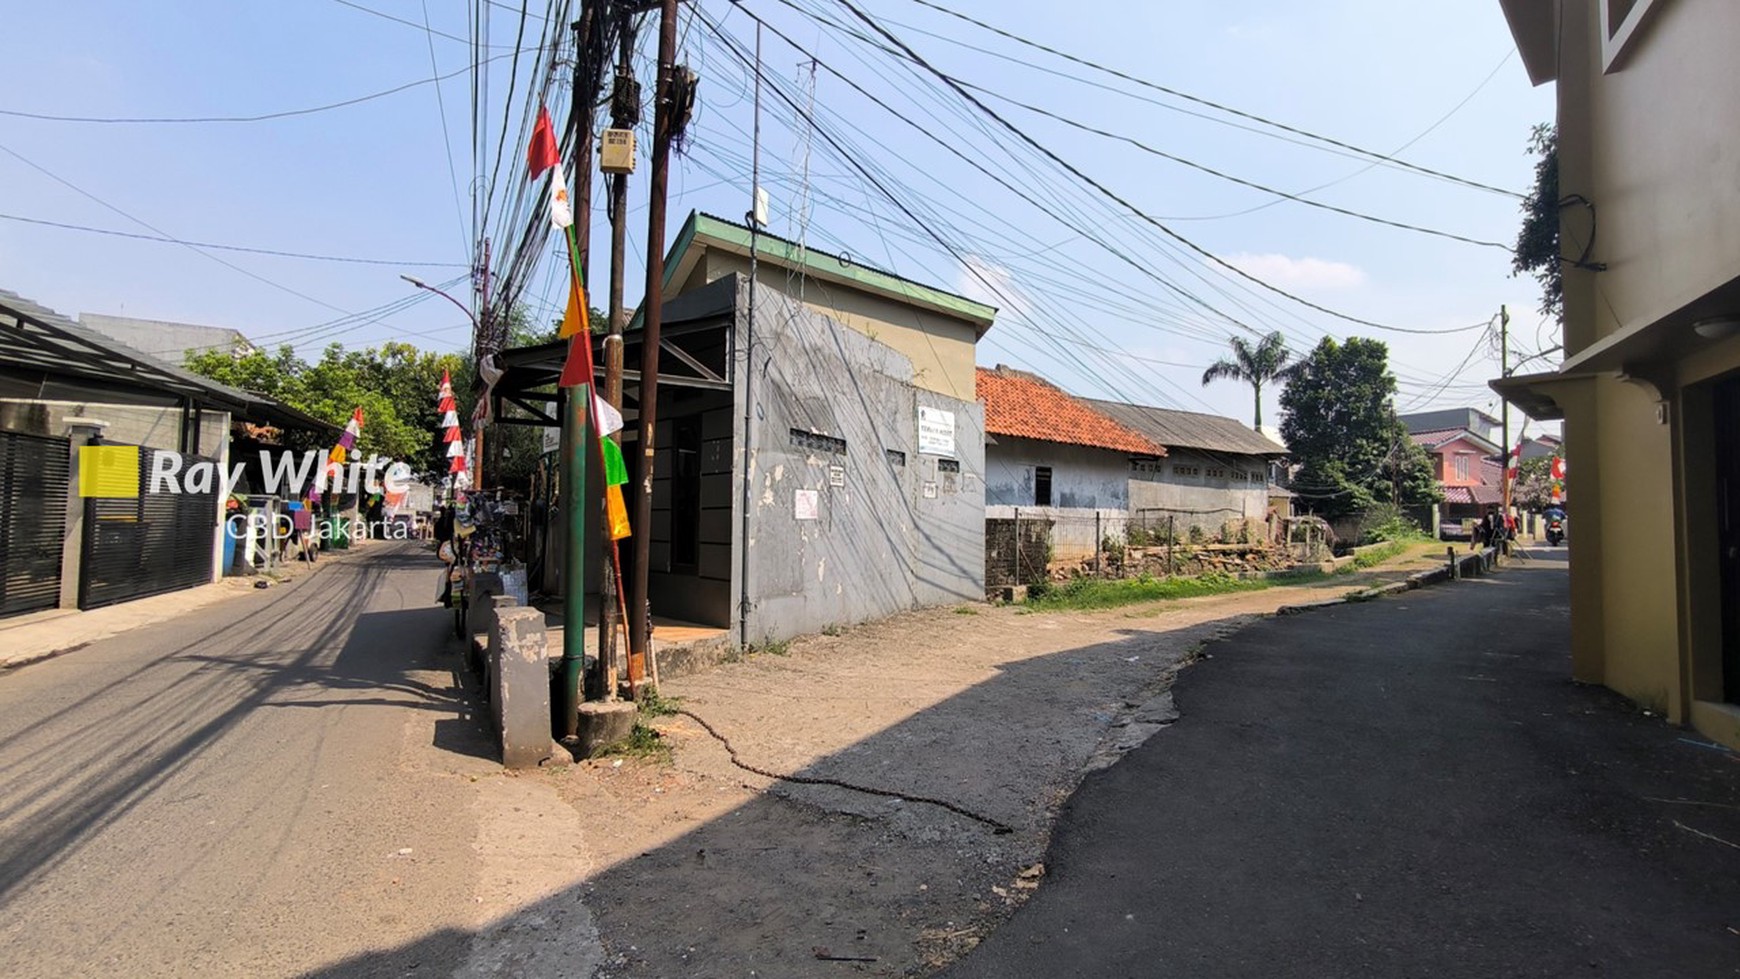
<box><xmin>79</xmin><ymin>443</ymin><xmax>218</xmax><ymax>610</ymax></box>
<box><xmin>0</xmin><ymin>431</ymin><xmax>69</xmax><ymax>617</ymax></box>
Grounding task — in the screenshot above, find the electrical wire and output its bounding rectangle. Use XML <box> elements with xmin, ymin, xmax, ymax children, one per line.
<box><xmin>896</xmin><ymin>0</ymin><xmax>1524</xmax><ymax>200</ymax></box>
<box><xmin>0</xmin><ymin>56</ymin><xmax>513</xmax><ymax>125</ymax></box>
<box><xmin>0</xmin><ymin>212</ymin><xmax>467</xmax><ymax>267</ymax></box>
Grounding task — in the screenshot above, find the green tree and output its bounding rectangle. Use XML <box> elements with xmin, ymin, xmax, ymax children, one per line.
<box><xmin>1513</xmin><ymin>124</ymin><xmax>1562</xmax><ymax>321</ymax></box>
<box><xmin>1279</xmin><ymin>337</ymin><xmax>1440</xmax><ymax>520</ymax></box>
<box><xmin>1201</xmin><ymin>330</ymin><xmax>1296</xmax><ymax>428</ymax></box>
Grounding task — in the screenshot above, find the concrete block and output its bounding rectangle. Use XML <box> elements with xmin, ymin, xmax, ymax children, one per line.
<box><xmin>481</xmin><ymin>593</ymin><xmax>519</xmax><ymax>695</ymax></box>
<box><xmin>1000</xmin><ymin>584</ymin><xmax>1028</xmax><ymax>603</ymax></box>
<box><xmin>576</xmin><ymin>701</ymin><xmax>639</xmax><ymax>758</ymax></box>
<box><xmin>492</xmin><ymin>606</ymin><xmax>554</xmax><ymax>770</ymax></box>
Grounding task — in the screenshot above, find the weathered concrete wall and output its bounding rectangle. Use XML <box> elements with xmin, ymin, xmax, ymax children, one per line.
<box><xmin>985</xmin><ymin>436</ymin><xmax>1129</xmax><ymax>510</ymax></box>
<box><xmin>0</xmin><ymin>399</ymin><xmax>226</xmax><ymax>456</ymax></box>
<box><xmin>698</xmin><ymin>250</ymin><xmax>979</xmax><ymax>400</ymax></box>
<box><xmin>734</xmin><ymin>287</ymin><xmax>985</xmax><ymax>644</ymax></box>
<box><xmin>1128</xmin><ymin>447</ymin><xmax>1270</xmax><ymax>533</ymax></box>
<box><xmin>984</xmin><ymin>505</ymin><xmax>1125</xmax><ymax>564</ymax></box>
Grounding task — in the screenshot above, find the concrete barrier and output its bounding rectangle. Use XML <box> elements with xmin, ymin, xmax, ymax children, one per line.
<box><xmin>489</xmin><ymin>606</ymin><xmax>562</xmax><ymax>770</ymax></box>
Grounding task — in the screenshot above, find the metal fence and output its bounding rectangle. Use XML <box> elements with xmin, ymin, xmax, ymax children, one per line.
<box><xmin>986</xmin><ymin>508</ymin><xmax>1332</xmax><ymax>592</ymax></box>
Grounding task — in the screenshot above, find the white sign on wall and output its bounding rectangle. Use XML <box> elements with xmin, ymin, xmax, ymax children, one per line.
<box><xmin>794</xmin><ymin>489</ymin><xmax>820</xmax><ymax>520</ymax></box>
<box><xmin>542</xmin><ymin>427</ymin><xmax>561</xmax><ymax>455</ymax></box>
<box><xmin>918</xmin><ymin>407</ymin><xmax>955</xmax><ymax>456</ymax></box>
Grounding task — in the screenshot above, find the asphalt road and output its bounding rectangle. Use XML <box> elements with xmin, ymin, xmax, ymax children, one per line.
<box><xmin>948</xmin><ymin>550</ymin><xmax>1740</xmax><ymax>978</ymax></box>
<box><xmin>0</xmin><ymin>543</ymin><xmax>507</xmax><ymax>977</ymax></box>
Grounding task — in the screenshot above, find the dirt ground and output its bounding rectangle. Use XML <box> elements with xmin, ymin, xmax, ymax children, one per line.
<box><xmin>545</xmin><ymin>545</ymin><xmax>1450</xmax><ymax>978</ymax></box>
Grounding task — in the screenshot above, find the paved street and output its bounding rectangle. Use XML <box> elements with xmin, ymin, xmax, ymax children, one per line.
<box><xmin>948</xmin><ymin>551</ymin><xmax>1740</xmax><ymax>978</ymax></box>
<box><xmin>0</xmin><ymin>543</ymin><xmax>596</xmax><ymax>978</ymax></box>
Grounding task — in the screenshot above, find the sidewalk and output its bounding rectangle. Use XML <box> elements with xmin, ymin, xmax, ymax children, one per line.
<box><xmin>946</xmin><ymin>549</ymin><xmax>1740</xmax><ymax>978</ymax></box>
<box><xmin>0</xmin><ymin>539</ymin><xmax>390</xmax><ymax>670</ymax></box>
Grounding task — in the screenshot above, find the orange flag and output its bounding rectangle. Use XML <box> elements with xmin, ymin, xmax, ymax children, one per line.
<box><xmin>558</xmin><ymin>271</ymin><xmax>590</xmax><ymax>339</ymax></box>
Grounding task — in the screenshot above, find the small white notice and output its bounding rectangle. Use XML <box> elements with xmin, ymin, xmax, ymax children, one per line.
<box><xmin>828</xmin><ymin>464</ymin><xmax>845</xmax><ymax>488</ymax></box>
<box><xmin>918</xmin><ymin>407</ymin><xmax>955</xmax><ymax>456</ymax></box>
<box><xmin>795</xmin><ymin>489</ymin><xmax>820</xmax><ymax>520</ymax></box>
<box><xmin>922</xmin><ymin>481</ymin><xmax>938</xmax><ymax>499</ymax></box>
<box><xmin>542</xmin><ymin>426</ymin><xmax>561</xmax><ymax>455</ymax></box>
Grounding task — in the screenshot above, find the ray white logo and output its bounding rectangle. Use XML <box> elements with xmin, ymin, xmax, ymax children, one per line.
<box><xmin>80</xmin><ymin>447</ymin><xmax>414</xmax><ymax>499</ymax></box>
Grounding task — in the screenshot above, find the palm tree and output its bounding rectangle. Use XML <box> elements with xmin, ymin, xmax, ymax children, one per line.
<box><xmin>1200</xmin><ymin>331</ymin><xmax>1295</xmax><ymax>428</ymax></box>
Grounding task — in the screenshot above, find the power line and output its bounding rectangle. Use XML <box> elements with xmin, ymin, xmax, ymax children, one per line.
<box><xmin>0</xmin><ymin>212</ymin><xmax>466</xmax><ymax>267</ymax></box>
<box><xmin>974</xmin><ymin>87</ymin><xmax>1513</xmax><ymax>251</ymax></box>
<box><xmin>0</xmin><ymin>56</ymin><xmax>511</xmax><ymax>124</ymax></box>
<box><xmin>895</xmin><ymin>0</ymin><xmax>1524</xmax><ymax>200</ymax></box>
<box><xmin>419</xmin><ymin>0</ymin><xmax>473</xmax><ymax>266</ymax></box>
<box><xmin>827</xmin><ymin>0</ymin><xmax>1493</xmax><ymax>337</ymax></box>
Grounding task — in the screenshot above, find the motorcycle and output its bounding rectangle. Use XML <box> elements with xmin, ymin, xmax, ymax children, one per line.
<box><xmin>1545</xmin><ymin>515</ymin><xmax>1565</xmax><ymax>546</ymax></box>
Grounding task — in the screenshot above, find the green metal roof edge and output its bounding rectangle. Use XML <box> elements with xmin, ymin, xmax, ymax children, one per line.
<box><xmin>660</xmin><ymin>212</ymin><xmax>997</xmax><ymax>327</ymax></box>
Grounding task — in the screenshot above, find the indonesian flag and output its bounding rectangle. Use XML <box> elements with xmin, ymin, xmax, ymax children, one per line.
<box><xmin>443</xmin><ymin>426</ymin><xmax>463</xmax><ymax>443</ymax></box>
<box><xmin>449</xmin><ymin>454</ymin><xmax>467</xmax><ymax>475</ymax></box>
<box><xmin>447</xmin><ymin>440</ymin><xmax>465</xmax><ymax>459</ymax></box>
<box><xmin>441</xmin><ymin>410</ymin><xmax>460</xmax><ymax>429</ymax></box>
<box><xmin>1550</xmin><ymin>456</ymin><xmax>1566</xmax><ymax>480</ymax></box>
<box><xmin>527</xmin><ymin>106</ymin><xmax>559</xmax><ymax>180</ymax></box>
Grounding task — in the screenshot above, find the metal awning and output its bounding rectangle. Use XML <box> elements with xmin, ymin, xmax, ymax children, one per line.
<box><xmin>0</xmin><ymin>288</ymin><xmax>338</xmax><ymax>435</ymax></box>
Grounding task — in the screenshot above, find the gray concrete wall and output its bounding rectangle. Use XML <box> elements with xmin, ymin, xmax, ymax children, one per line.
<box><xmin>1128</xmin><ymin>448</ymin><xmax>1271</xmax><ymax>533</ymax></box>
<box><xmin>985</xmin><ymin>436</ymin><xmax>1130</xmax><ymax>510</ymax></box>
<box><xmin>734</xmin><ymin>287</ymin><xmax>985</xmax><ymax>644</ymax></box>
<box><xmin>985</xmin><ymin>505</ymin><xmax>1125</xmax><ymax>564</ymax></box>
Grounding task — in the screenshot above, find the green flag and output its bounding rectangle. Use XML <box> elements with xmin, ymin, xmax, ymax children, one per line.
<box><xmin>600</xmin><ymin>436</ymin><xmax>628</xmax><ymax>486</ymax></box>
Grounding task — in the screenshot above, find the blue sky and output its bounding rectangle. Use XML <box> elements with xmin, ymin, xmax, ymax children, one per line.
<box><xmin>0</xmin><ymin>0</ymin><xmax>1554</xmax><ymax>429</ymax></box>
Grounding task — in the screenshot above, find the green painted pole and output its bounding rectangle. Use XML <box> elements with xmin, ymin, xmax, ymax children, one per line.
<box><xmin>559</xmin><ymin>379</ymin><xmax>591</xmax><ymax>740</ymax></box>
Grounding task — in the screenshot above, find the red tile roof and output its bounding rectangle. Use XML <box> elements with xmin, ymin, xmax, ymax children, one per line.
<box><xmin>976</xmin><ymin>366</ymin><xmax>1163</xmax><ymax>456</ymax></box>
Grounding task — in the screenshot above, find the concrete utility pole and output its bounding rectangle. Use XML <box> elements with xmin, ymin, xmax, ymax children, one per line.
<box><xmin>627</xmin><ymin>0</ymin><xmax>679</xmax><ymax>686</ymax></box>
<box><xmin>598</xmin><ymin>4</ymin><xmax>637</xmax><ymax>696</ymax></box>
<box><xmin>737</xmin><ymin>21</ymin><xmax>762</xmax><ymax>651</ymax></box>
<box><xmin>1500</xmin><ymin>304</ymin><xmax>1511</xmax><ymax>517</ymax></box>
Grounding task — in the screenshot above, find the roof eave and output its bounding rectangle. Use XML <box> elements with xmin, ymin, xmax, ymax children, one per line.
<box><xmin>1498</xmin><ymin>0</ymin><xmax>1560</xmax><ymax>86</ymax></box>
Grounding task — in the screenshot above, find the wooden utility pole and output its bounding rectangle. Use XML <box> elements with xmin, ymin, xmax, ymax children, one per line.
<box><xmin>1500</xmin><ymin>304</ymin><xmax>1512</xmax><ymax>518</ymax></box>
<box><xmin>599</xmin><ymin>4</ymin><xmax>637</xmax><ymax>695</ymax></box>
<box><xmin>627</xmin><ymin>0</ymin><xmax>679</xmax><ymax>685</ymax></box>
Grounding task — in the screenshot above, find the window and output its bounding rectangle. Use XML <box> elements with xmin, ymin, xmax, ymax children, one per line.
<box><xmin>791</xmin><ymin>429</ymin><xmax>846</xmax><ymax>454</ymax></box>
<box><xmin>1455</xmin><ymin>454</ymin><xmax>1470</xmax><ymax>481</ymax></box>
<box><xmin>1602</xmin><ymin>0</ymin><xmax>1661</xmax><ymax>72</ymax></box>
<box><xmin>885</xmin><ymin>449</ymin><xmax>906</xmax><ymax>467</ymax></box>
<box><xmin>937</xmin><ymin>458</ymin><xmax>960</xmax><ymax>473</ymax></box>
<box><xmin>1173</xmin><ymin>464</ymin><xmax>1200</xmax><ymax>478</ymax></box>
<box><xmin>1205</xmin><ymin>467</ymin><xmax>1227</xmax><ymax>480</ymax></box>
<box><xmin>1034</xmin><ymin>466</ymin><xmax>1052</xmax><ymax>506</ymax></box>
<box><xmin>1131</xmin><ymin>459</ymin><xmax>1161</xmax><ymax>481</ymax></box>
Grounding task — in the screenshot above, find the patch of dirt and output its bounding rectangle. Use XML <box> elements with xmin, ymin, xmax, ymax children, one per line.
<box><xmin>544</xmin><ymin>557</ymin><xmax>1432</xmax><ymax>977</ymax></box>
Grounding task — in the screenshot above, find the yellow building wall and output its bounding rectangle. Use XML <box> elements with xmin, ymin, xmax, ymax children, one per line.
<box><xmin>1560</xmin><ymin>0</ymin><xmax>1740</xmax><ymax>356</ymax></box>
<box><xmin>1590</xmin><ymin>376</ymin><xmax>1683</xmax><ymax>717</ymax></box>
<box><xmin>697</xmin><ymin>251</ymin><xmax>981</xmax><ymax>401</ymax></box>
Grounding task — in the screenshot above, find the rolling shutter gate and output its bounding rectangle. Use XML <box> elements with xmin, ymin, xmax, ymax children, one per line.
<box><xmin>79</xmin><ymin>443</ymin><xmax>217</xmax><ymax>610</ymax></box>
<box><xmin>0</xmin><ymin>431</ymin><xmax>70</xmax><ymax>617</ymax></box>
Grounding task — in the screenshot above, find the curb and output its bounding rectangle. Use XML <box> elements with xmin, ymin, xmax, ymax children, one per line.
<box><xmin>1273</xmin><ymin>551</ymin><xmax>1498</xmax><ymax>616</ymax></box>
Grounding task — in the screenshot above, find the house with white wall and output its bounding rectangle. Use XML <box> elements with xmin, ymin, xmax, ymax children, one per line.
<box><xmin>978</xmin><ymin>366</ymin><xmax>1163</xmax><ymax>561</ymax></box>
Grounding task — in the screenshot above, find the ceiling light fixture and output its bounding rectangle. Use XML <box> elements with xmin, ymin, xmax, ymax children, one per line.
<box><xmin>1693</xmin><ymin>315</ymin><xmax>1740</xmax><ymax>340</ymax></box>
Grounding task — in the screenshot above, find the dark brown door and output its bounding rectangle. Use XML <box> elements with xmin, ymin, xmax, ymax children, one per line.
<box><xmin>1716</xmin><ymin>377</ymin><xmax>1740</xmax><ymax>703</ymax></box>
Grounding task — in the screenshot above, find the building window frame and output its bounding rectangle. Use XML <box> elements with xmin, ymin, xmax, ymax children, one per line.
<box><xmin>1034</xmin><ymin>465</ymin><xmax>1052</xmax><ymax>507</ymax></box>
<box><xmin>1601</xmin><ymin>0</ymin><xmax>1663</xmax><ymax>73</ymax></box>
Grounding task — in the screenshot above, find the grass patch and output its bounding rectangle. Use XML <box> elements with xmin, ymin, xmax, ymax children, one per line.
<box><xmin>1348</xmin><ymin>541</ymin><xmax>1406</xmax><ymax>571</ymax></box>
<box><xmin>593</xmin><ymin>723</ymin><xmax>671</xmax><ymax>762</ymax></box>
<box><xmin>953</xmin><ymin>605</ymin><xmax>979</xmax><ymax>615</ymax></box>
<box><xmin>821</xmin><ymin>624</ymin><xmax>844</xmax><ymax>637</ymax></box>
<box><xmin>754</xmin><ymin>637</ymin><xmax>792</xmax><ymax>656</ymax></box>
<box><xmin>1025</xmin><ymin>572</ymin><xmax>1270</xmax><ymax>611</ymax></box>
<box><xmin>637</xmin><ymin>688</ymin><xmax>682</xmax><ymax>717</ymax></box>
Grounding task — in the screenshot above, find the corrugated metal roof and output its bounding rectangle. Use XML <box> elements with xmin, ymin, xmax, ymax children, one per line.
<box><xmin>1081</xmin><ymin>398</ymin><xmax>1287</xmax><ymax>457</ymax></box>
<box><xmin>977</xmin><ymin>367</ymin><xmax>1162</xmax><ymax>456</ymax></box>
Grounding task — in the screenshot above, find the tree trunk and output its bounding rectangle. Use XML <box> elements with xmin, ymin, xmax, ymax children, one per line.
<box><xmin>1252</xmin><ymin>381</ymin><xmax>1263</xmax><ymax>429</ymax></box>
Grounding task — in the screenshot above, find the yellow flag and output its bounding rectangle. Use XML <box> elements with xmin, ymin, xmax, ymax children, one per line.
<box><xmin>559</xmin><ymin>273</ymin><xmax>590</xmax><ymax>339</ymax></box>
<box><xmin>605</xmin><ymin>483</ymin><xmax>631</xmax><ymax>540</ymax></box>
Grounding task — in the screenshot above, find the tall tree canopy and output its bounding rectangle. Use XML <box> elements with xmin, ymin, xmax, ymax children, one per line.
<box><xmin>1279</xmin><ymin>337</ymin><xmax>1439</xmax><ymax>520</ymax></box>
<box><xmin>187</xmin><ymin>341</ymin><xmax>471</xmax><ymax>479</ymax></box>
<box><xmin>1201</xmin><ymin>330</ymin><xmax>1296</xmax><ymax>428</ymax></box>
<box><xmin>1513</xmin><ymin>124</ymin><xmax>1562</xmax><ymax>322</ymax></box>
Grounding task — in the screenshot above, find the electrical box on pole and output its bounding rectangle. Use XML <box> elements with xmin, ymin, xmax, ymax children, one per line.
<box><xmin>600</xmin><ymin>129</ymin><xmax>636</xmax><ymax>173</ymax></box>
